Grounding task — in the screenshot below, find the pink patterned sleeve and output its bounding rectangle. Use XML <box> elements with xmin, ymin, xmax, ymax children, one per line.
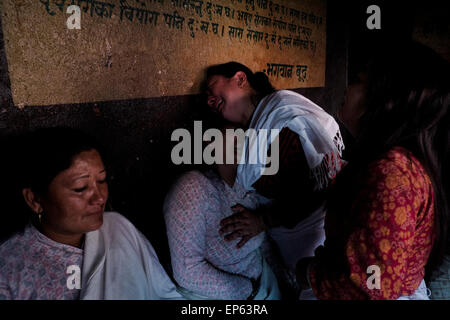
<box><xmin>164</xmin><ymin>171</ymin><xmax>253</xmax><ymax>299</ymax></box>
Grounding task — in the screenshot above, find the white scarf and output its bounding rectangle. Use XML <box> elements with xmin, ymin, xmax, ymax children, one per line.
<box><xmin>236</xmin><ymin>90</ymin><xmax>344</xmax><ymax>191</ymax></box>
<box><xmin>80</xmin><ymin>211</ymin><xmax>184</xmax><ymax>300</ymax></box>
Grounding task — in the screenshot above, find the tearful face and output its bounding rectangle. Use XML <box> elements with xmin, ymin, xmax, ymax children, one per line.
<box><xmin>206</xmin><ymin>74</ymin><xmax>248</xmax><ymax>124</ymax></box>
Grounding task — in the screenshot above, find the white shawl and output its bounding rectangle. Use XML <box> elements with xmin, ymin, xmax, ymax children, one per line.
<box><xmin>236</xmin><ymin>90</ymin><xmax>344</xmax><ymax>191</ymax></box>
<box><xmin>80</xmin><ymin>212</ymin><xmax>183</xmax><ymax>300</ymax></box>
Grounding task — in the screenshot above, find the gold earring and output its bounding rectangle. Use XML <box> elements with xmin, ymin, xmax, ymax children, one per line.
<box><xmin>37</xmin><ymin>209</ymin><xmax>42</xmax><ymax>223</ymax></box>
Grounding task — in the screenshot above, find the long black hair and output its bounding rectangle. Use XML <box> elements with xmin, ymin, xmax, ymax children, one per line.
<box><xmin>205</xmin><ymin>61</ymin><xmax>276</xmax><ymax>99</ymax></box>
<box><xmin>327</xmin><ymin>40</ymin><xmax>449</xmax><ymax>276</ymax></box>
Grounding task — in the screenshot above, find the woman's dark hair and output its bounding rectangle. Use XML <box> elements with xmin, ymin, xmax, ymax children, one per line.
<box><xmin>0</xmin><ymin>127</ymin><xmax>105</xmax><ymax>241</ymax></box>
<box><xmin>205</xmin><ymin>61</ymin><xmax>275</xmax><ymax>98</ymax></box>
<box><xmin>326</xmin><ymin>40</ymin><xmax>450</xmax><ymax>277</ymax></box>
<box><xmin>22</xmin><ymin>127</ymin><xmax>105</xmax><ymax>195</ymax></box>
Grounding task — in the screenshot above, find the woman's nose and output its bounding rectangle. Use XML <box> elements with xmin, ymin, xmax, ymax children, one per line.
<box><xmin>91</xmin><ymin>185</ymin><xmax>106</xmax><ymax>206</ymax></box>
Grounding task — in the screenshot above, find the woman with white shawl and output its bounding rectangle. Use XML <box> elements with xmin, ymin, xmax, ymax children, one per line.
<box><xmin>204</xmin><ymin>62</ymin><xmax>344</xmax><ymax>298</ymax></box>
<box><xmin>0</xmin><ymin>127</ymin><xmax>182</xmax><ymax>300</ymax></box>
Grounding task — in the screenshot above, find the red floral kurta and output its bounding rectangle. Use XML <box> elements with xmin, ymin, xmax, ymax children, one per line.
<box><xmin>309</xmin><ymin>146</ymin><xmax>435</xmax><ymax>299</ymax></box>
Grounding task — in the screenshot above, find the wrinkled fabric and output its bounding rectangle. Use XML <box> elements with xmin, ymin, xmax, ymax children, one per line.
<box><xmin>80</xmin><ymin>212</ymin><xmax>183</xmax><ymax>300</ymax></box>
<box><xmin>237</xmin><ymin>90</ymin><xmax>344</xmax><ymax>192</ymax></box>
<box><xmin>164</xmin><ymin>170</ymin><xmax>279</xmax><ymax>299</ymax></box>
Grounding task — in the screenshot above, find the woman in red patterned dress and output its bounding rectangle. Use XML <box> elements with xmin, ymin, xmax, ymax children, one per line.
<box><xmin>295</xmin><ymin>40</ymin><xmax>450</xmax><ymax>299</ymax></box>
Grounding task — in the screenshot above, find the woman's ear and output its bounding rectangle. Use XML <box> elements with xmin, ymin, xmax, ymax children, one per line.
<box><xmin>234</xmin><ymin>71</ymin><xmax>248</xmax><ymax>88</ymax></box>
<box><xmin>22</xmin><ymin>188</ymin><xmax>43</xmax><ymax>214</ymax></box>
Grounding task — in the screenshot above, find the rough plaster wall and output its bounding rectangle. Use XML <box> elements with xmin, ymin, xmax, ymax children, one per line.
<box><xmin>1</xmin><ymin>0</ymin><xmax>327</xmax><ymax>107</ymax></box>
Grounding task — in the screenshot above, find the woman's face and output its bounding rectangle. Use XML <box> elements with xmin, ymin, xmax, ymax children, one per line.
<box><xmin>38</xmin><ymin>149</ymin><xmax>108</xmax><ymax>242</ymax></box>
<box><xmin>206</xmin><ymin>73</ymin><xmax>249</xmax><ymax>124</ymax></box>
<box><xmin>338</xmin><ymin>72</ymin><xmax>368</xmax><ymax>137</ymax></box>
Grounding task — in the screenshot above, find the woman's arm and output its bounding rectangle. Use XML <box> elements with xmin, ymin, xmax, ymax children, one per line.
<box><xmin>252</xmin><ymin>127</ymin><xmax>326</xmax><ymax>228</ymax></box>
<box><xmin>219</xmin><ymin>128</ymin><xmax>327</xmax><ymax>247</ymax></box>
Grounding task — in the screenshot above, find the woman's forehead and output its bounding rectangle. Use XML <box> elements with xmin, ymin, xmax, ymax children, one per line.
<box><xmin>207</xmin><ymin>74</ymin><xmax>226</xmax><ymax>85</ymax></box>
<box><xmin>72</xmin><ymin>150</ymin><xmax>103</xmax><ymax>165</ymax></box>
<box><xmin>55</xmin><ymin>156</ymin><xmax>105</xmax><ymax>183</ymax></box>
<box><xmin>62</xmin><ymin>151</ymin><xmax>104</xmax><ymax>174</ymax></box>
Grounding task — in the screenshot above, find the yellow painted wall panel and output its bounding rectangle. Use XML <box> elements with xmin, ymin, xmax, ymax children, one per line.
<box><xmin>0</xmin><ymin>0</ymin><xmax>326</xmax><ymax>106</ymax></box>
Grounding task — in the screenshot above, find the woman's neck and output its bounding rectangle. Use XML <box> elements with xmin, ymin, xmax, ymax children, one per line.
<box><xmin>240</xmin><ymin>92</ymin><xmax>261</xmax><ymax>128</ymax></box>
<box><xmin>38</xmin><ymin>222</ymin><xmax>84</xmax><ymax>248</ymax></box>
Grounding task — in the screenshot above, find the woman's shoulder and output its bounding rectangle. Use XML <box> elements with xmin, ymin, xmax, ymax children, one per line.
<box><xmin>163</xmin><ymin>171</ymin><xmax>222</xmax><ymax>222</ymax></box>
<box><xmin>168</xmin><ymin>170</ymin><xmax>218</xmax><ymax>197</ymax></box>
<box><xmin>176</xmin><ymin>170</ymin><xmax>210</xmax><ymax>185</ymax></box>
<box><xmin>269</xmin><ymin>89</ymin><xmax>312</xmax><ymax>102</ymax></box>
<box><xmin>368</xmin><ymin>146</ymin><xmax>432</xmax><ymax>189</ymax></box>
<box><xmin>260</xmin><ymin>90</ymin><xmax>298</xmax><ymax>105</ymax></box>
<box><xmin>372</xmin><ymin>147</ymin><xmax>426</xmax><ymax>173</ymax></box>
<box><xmin>0</xmin><ymin>225</ymin><xmax>36</xmax><ymax>274</ymax></box>
<box><xmin>257</xmin><ymin>90</ymin><xmax>322</xmax><ymax>121</ymax></box>
<box><xmin>0</xmin><ymin>226</ymin><xmax>31</xmax><ymax>255</ymax></box>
